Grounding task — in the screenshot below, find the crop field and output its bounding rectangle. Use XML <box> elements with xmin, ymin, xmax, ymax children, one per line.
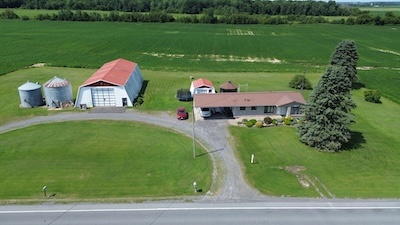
<box><xmin>0</xmin><ymin>120</ymin><xmax>212</xmax><ymax>200</ymax></box>
<box><xmin>360</xmin><ymin>6</ymin><xmax>400</xmax><ymax>16</ymax></box>
<box><xmin>1</xmin><ymin>20</ymin><xmax>399</xmax><ymax>102</ymax></box>
<box><xmin>231</xmin><ymin>89</ymin><xmax>400</xmax><ymax>198</ymax></box>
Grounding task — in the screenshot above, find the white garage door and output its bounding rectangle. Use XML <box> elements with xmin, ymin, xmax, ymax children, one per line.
<box><xmin>91</xmin><ymin>88</ymin><xmax>116</xmax><ymax>106</ymax></box>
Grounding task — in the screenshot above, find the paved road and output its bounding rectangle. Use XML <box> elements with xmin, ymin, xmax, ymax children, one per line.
<box><xmin>1</xmin><ymin>200</ymin><xmax>400</xmax><ymax>225</ymax></box>
<box><xmin>0</xmin><ymin>109</ymin><xmax>262</xmax><ymax>202</ymax></box>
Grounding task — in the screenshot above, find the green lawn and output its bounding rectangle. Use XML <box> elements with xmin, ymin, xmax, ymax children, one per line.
<box><xmin>0</xmin><ymin>120</ymin><xmax>211</xmax><ymax>200</ymax></box>
<box><xmin>230</xmin><ymin>89</ymin><xmax>400</xmax><ymax>198</ymax></box>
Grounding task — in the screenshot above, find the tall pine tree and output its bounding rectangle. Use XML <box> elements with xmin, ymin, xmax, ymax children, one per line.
<box><xmin>298</xmin><ymin>40</ymin><xmax>358</xmax><ymax>152</ymax></box>
<box><xmin>330</xmin><ymin>40</ymin><xmax>359</xmax><ymax>83</ymax></box>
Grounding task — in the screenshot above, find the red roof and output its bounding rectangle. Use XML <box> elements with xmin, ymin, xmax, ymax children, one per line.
<box><xmin>81</xmin><ymin>58</ymin><xmax>137</xmax><ymax>87</ymax></box>
<box><xmin>192</xmin><ymin>78</ymin><xmax>214</xmax><ymax>88</ymax></box>
<box><xmin>194</xmin><ymin>92</ymin><xmax>306</xmax><ymax>108</ymax></box>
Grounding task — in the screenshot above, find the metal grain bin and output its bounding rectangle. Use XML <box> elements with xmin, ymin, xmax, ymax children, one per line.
<box><xmin>43</xmin><ymin>76</ymin><xmax>73</xmax><ymax>108</ymax></box>
<box><xmin>18</xmin><ymin>81</ymin><xmax>44</xmax><ymax>108</ymax></box>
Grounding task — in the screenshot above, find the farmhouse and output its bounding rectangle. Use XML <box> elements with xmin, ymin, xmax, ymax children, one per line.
<box><xmin>194</xmin><ymin>91</ymin><xmax>306</xmax><ymax>118</ymax></box>
<box><xmin>75</xmin><ymin>58</ymin><xmax>143</xmax><ymax>108</ymax></box>
<box><xmin>190</xmin><ymin>78</ymin><xmax>215</xmax><ymax>96</ymax></box>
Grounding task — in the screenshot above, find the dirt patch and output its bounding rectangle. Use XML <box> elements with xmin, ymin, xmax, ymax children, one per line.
<box><xmin>286</xmin><ymin>166</ymin><xmax>310</xmax><ymax>189</ymax></box>
<box><xmin>30</xmin><ymin>63</ymin><xmax>47</xmax><ymax>68</ymax></box>
<box><xmin>285</xmin><ymin>166</ymin><xmax>306</xmax><ymax>173</ymax></box>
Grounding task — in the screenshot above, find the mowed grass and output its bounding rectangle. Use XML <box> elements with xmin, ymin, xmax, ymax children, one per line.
<box><xmin>0</xmin><ymin>120</ymin><xmax>212</xmax><ymax>200</ymax></box>
<box><xmin>0</xmin><ymin>67</ymin><xmax>321</xmax><ymax>125</ymax></box>
<box><xmin>230</xmin><ymin>89</ymin><xmax>400</xmax><ymax>198</ymax></box>
<box><xmin>359</xmin><ymin>69</ymin><xmax>400</xmax><ymax>104</ymax></box>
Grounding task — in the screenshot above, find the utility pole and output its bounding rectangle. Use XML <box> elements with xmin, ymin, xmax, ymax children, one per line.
<box><xmin>192</xmin><ymin>107</ymin><xmax>196</xmax><ymax>158</ymax></box>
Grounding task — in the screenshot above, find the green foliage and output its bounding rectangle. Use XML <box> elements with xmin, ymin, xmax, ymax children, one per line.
<box><xmin>272</xmin><ymin>119</ymin><xmax>278</xmax><ymax>126</ymax></box>
<box><xmin>263</xmin><ymin>117</ymin><xmax>273</xmax><ymax>124</ymax></box>
<box><xmin>330</xmin><ymin>40</ymin><xmax>359</xmax><ymax>83</ymax></box>
<box><xmin>364</xmin><ymin>89</ymin><xmax>381</xmax><ymax>103</ymax></box>
<box><xmin>246</xmin><ymin>121</ymin><xmax>254</xmax><ymax>128</ymax></box>
<box><xmin>249</xmin><ymin>119</ymin><xmax>257</xmax><ymax>125</ymax></box>
<box><xmin>289</xmin><ymin>74</ymin><xmax>312</xmax><ymax>90</ymax></box>
<box><xmin>242</xmin><ymin>118</ymin><xmax>248</xmax><ymax>123</ymax></box>
<box><xmin>283</xmin><ymin>116</ymin><xmax>292</xmax><ymax>126</ymax></box>
<box><xmin>134</xmin><ymin>95</ymin><xmax>144</xmax><ymax>107</ymax></box>
<box><xmin>297</xmin><ymin>39</ymin><xmax>360</xmax><ymax>151</ymax></box>
<box><xmin>298</xmin><ymin>64</ymin><xmax>356</xmax><ymax>152</ymax></box>
<box><xmin>0</xmin><ymin>9</ymin><xmax>19</xmax><ymax>19</ymax></box>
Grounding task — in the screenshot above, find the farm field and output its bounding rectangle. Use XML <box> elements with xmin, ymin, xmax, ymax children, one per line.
<box><xmin>0</xmin><ymin>120</ymin><xmax>212</xmax><ymax>201</ymax></box>
<box><xmin>360</xmin><ymin>6</ymin><xmax>400</xmax><ymax>16</ymax></box>
<box><xmin>1</xmin><ymin>20</ymin><xmax>399</xmax><ymax>102</ymax></box>
<box><xmin>231</xmin><ymin>89</ymin><xmax>400</xmax><ymax>198</ymax></box>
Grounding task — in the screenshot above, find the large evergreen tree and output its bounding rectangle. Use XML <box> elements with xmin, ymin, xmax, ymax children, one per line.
<box><xmin>330</xmin><ymin>40</ymin><xmax>359</xmax><ymax>83</ymax></box>
<box><xmin>298</xmin><ymin>40</ymin><xmax>358</xmax><ymax>152</ymax></box>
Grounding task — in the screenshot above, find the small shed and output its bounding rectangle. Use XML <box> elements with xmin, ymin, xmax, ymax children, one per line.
<box><xmin>18</xmin><ymin>81</ymin><xmax>44</xmax><ymax>108</ymax></box>
<box><xmin>190</xmin><ymin>78</ymin><xmax>215</xmax><ymax>96</ymax></box>
<box><xmin>219</xmin><ymin>80</ymin><xmax>238</xmax><ymax>93</ymax></box>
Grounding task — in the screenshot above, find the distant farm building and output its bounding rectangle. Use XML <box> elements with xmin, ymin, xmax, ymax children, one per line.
<box><xmin>190</xmin><ymin>78</ymin><xmax>215</xmax><ymax>96</ymax></box>
<box><xmin>194</xmin><ymin>91</ymin><xmax>306</xmax><ymax>118</ymax></box>
<box><xmin>75</xmin><ymin>58</ymin><xmax>143</xmax><ymax>108</ymax></box>
<box><xmin>43</xmin><ymin>76</ymin><xmax>73</xmax><ymax>108</ymax></box>
<box><xmin>18</xmin><ymin>81</ymin><xmax>44</xmax><ymax>108</ymax></box>
<box><xmin>219</xmin><ymin>80</ymin><xmax>238</xmax><ymax>93</ymax></box>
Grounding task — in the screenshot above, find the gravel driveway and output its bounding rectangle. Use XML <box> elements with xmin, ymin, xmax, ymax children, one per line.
<box><xmin>0</xmin><ymin>109</ymin><xmax>265</xmax><ymax>202</ymax></box>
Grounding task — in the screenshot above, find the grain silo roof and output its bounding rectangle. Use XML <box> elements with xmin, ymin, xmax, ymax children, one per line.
<box><xmin>44</xmin><ymin>76</ymin><xmax>70</xmax><ymax>88</ymax></box>
<box><xmin>18</xmin><ymin>81</ymin><xmax>41</xmax><ymax>91</ymax></box>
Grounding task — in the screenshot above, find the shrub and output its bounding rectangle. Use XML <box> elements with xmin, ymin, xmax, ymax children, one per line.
<box><xmin>246</xmin><ymin>121</ymin><xmax>254</xmax><ymax>127</ymax></box>
<box><xmin>263</xmin><ymin>117</ymin><xmax>272</xmax><ymax>124</ymax></box>
<box><xmin>364</xmin><ymin>89</ymin><xmax>381</xmax><ymax>103</ymax></box>
<box><xmin>249</xmin><ymin>119</ymin><xmax>257</xmax><ymax>125</ymax></box>
<box><xmin>0</xmin><ymin>9</ymin><xmax>19</xmax><ymax>19</ymax></box>
<box><xmin>21</xmin><ymin>15</ymin><xmax>30</xmax><ymax>20</ymax></box>
<box><xmin>242</xmin><ymin>118</ymin><xmax>248</xmax><ymax>123</ymax></box>
<box><xmin>289</xmin><ymin>74</ymin><xmax>312</xmax><ymax>90</ymax></box>
<box><xmin>133</xmin><ymin>94</ymin><xmax>144</xmax><ymax>107</ymax></box>
<box><xmin>272</xmin><ymin>119</ymin><xmax>278</xmax><ymax>126</ymax></box>
<box><xmin>284</xmin><ymin>118</ymin><xmax>291</xmax><ymax>125</ymax></box>
<box><xmin>255</xmin><ymin>121</ymin><xmax>263</xmax><ymax>128</ymax></box>
<box><xmin>237</xmin><ymin>121</ymin><xmax>243</xmax><ymax>125</ymax></box>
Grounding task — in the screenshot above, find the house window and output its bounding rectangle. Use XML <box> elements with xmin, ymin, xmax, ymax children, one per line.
<box><xmin>240</xmin><ymin>107</ymin><xmax>246</xmax><ymax>111</ymax></box>
<box><xmin>251</xmin><ymin>106</ymin><xmax>257</xmax><ymax>110</ymax></box>
<box><xmin>264</xmin><ymin>106</ymin><xmax>276</xmax><ymax>113</ymax></box>
<box><xmin>292</xmin><ymin>106</ymin><xmax>301</xmax><ymax>114</ymax></box>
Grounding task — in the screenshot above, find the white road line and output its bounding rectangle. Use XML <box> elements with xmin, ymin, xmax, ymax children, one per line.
<box><xmin>1</xmin><ymin>206</ymin><xmax>400</xmax><ymax>214</ymax></box>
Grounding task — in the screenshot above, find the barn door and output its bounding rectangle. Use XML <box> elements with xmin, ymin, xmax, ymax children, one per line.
<box><xmin>91</xmin><ymin>88</ymin><xmax>116</xmax><ymax>106</ymax></box>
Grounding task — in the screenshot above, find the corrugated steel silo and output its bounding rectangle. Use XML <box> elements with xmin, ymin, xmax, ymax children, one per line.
<box><xmin>18</xmin><ymin>81</ymin><xmax>44</xmax><ymax>108</ymax></box>
<box><xmin>43</xmin><ymin>76</ymin><xmax>73</xmax><ymax>108</ymax></box>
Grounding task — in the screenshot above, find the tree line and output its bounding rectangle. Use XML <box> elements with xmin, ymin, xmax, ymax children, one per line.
<box><xmin>2</xmin><ymin>0</ymin><xmax>357</xmax><ymax>16</ymax></box>
<box><xmin>2</xmin><ymin>8</ymin><xmax>400</xmax><ymax>25</ymax></box>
